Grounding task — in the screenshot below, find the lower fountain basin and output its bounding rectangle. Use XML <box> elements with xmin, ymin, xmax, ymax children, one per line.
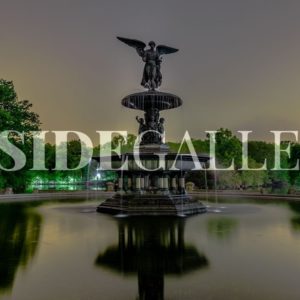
<box><xmin>97</xmin><ymin>193</ymin><xmax>206</xmax><ymax>216</ymax></box>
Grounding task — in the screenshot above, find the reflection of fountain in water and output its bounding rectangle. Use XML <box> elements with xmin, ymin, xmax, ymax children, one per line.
<box><xmin>95</xmin><ymin>217</ymin><xmax>209</xmax><ymax>300</ymax></box>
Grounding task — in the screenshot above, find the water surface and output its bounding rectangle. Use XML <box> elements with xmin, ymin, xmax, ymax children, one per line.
<box><xmin>0</xmin><ymin>197</ymin><xmax>300</xmax><ymax>300</ymax></box>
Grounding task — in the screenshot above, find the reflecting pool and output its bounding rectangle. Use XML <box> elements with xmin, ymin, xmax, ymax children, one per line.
<box><xmin>0</xmin><ymin>197</ymin><xmax>300</xmax><ymax>300</ymax></box>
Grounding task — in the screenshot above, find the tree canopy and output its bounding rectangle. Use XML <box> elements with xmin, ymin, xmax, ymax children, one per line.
<box><xmin>0</xmin><ymin>79</ymin><xmax>41</xmax><ymax>191</ymax></box>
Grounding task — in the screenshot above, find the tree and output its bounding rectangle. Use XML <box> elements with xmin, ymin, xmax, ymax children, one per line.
<box><xmin>0</xmin><ymin>79</ymin><xmax>41</xmax><ymax>192</ymax></box>
<box><xmin>248</xmin><ymin>141</ymin><xmax>274</xmax><ymax>169</ymax></box>
<box><xmin>0</xmin><ymin>80</ymin><xmax>40</xmax><ymax>132</ymax></box>
<box><xmin>289</xmin><ymin>142</ymin><xmax>300</xmax><ymax>186</ymax></box>
<box><xmin>206</xmin><ymin>128</ymin><xmax>242</xmax><ymax>169</ymax></box>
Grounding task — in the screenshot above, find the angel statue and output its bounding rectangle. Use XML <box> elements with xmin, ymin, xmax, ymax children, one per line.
<box><xmin>117</xmin><ymin>36</ymin><xmax>178</xmax><ymax>91</ymax></box>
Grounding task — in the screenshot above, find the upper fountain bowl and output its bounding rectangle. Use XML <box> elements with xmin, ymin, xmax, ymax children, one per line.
<box><xmin>122</xmin><ymin>91</ymin><xmax>182</xmax><ymax>111</ymax></box>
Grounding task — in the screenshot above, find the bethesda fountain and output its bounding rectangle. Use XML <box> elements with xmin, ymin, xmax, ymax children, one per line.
<box><xmin>95</xmin><ymin>36</ymin><xmax>209</xmax><ymax>216</ymax></box>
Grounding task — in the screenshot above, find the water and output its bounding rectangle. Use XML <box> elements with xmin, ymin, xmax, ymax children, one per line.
<box><xmin>0</xmin><ymin>197</ymin><xmax>300</xmax><ymax>300</ymax></box>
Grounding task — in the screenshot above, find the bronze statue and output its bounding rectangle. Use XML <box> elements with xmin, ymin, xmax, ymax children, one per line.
<box><xmin>136</xmin><ymin>116</ymin><xmax>146</xmax><ymax>134</ymax></box>
<box><xmin>117</xmin><ymin>37</ymin><xmax>178</xmax><ymax>91</ymax></box>
<box><xmin>135</xmin><ymin>108</ymin><xmax>165</xmax><ymax>144</ymax></box>
<box><xmin>158</xmin><ymin>118</ymin><xmax>165</xmax><ymax>134</ymax></box>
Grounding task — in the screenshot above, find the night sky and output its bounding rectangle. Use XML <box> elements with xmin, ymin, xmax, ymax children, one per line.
<box><xmin>1</xmin><ymin>0</ymin><xmax>300</xmax><ymax>143</ymax></box>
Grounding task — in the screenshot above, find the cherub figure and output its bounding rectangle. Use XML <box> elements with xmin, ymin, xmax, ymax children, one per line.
<box><xmin>158</xmin><ymin>117</ymin><xmax>165</xmax><ymax>134</ymax></box>
<box><xmin>136</xmin><ymin>116</ymin><xmax>146</xmax><ymax>134</ymax></box>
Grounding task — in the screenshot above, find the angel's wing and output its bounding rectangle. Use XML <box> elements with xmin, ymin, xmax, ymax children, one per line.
<box><xmin>117</xmin><ymin>37</ymin><xmax>146</xmax><ymax>57</ymax></box>
<box><xmin>156</xmin><ymin>45</ymin><xmax>179</xmax><ymax>56</ymax></box>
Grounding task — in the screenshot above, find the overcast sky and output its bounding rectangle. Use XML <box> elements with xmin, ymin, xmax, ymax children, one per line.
<box><xmin>1</xmin><ymin>0</ymin><xmax>300</xmax><ymax>143</ymax></box>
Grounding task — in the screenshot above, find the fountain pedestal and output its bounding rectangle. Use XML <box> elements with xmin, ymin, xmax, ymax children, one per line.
<box><xmin>95</xmin><ymin>91</ymin><xmax>209</xmax><ymax>216</ymax></box>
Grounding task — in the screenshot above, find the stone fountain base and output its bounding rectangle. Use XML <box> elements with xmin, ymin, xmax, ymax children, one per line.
<box><xmin>93</xmin><ymin>89</ymin><xmax>210</xmax><ymax>217</ymax></box>
<box><xmin>97</xmin><ymin>193</ymin><xmax>206</xmax><ymax>216</ymax></box>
